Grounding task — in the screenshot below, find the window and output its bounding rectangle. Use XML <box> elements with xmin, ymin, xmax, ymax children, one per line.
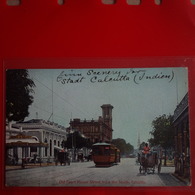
<box><xmin>50</xmin><ymin>140</ymin><xmax>52</xmax><ymax>156</ymax></box>
<box><xmin>45</xmin><ymin>147</ymin><xmax>47</xmax><ymax>157</ymax></box>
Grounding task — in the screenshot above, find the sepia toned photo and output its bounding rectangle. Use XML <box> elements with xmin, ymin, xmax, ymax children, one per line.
<box><xmin>5</xmin><ymin>67</ymin><xmax>190</xmax><ymax>187</ymax></box>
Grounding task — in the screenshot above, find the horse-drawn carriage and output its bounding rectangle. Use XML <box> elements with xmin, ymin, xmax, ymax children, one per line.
<box><xmin>138</xmin><ymin>151</ymin><xmax>162</xmax><ymax>174</ymax></box>
<box><xmin>56</xmin><ymin>151</ymin><xmax>70</xmax><ymax>166</ymax></box>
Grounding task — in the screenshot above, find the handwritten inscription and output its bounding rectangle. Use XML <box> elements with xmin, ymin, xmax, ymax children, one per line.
<box><xmin>56</xmin><ymin>69</ymin><xmax>174</xmax><ymax>85</ymax></box>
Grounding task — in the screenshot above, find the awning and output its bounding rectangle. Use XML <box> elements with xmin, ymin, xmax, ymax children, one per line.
<box><xmin>6</xmin><ymin>134</ymin><xmax>48</xmax><ymax>148</ymax></box>
<box><xmin>6</xmin><ymin>142</ymin><xmax>48</xmax><ymax>148</ymax></box>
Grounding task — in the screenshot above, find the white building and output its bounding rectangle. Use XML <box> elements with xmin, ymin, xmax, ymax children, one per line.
<box><xmin>6</xmin><ymin>119</ymin><xmax>67</xmax><ymax>163</ymax></box>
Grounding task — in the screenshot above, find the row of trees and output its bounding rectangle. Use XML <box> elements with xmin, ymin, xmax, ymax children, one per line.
<box><xmin>112</xmin><ymin>138</ymin><xmax>134</xmax><ymax>156</ymax></box>
<box><xmin>61</xmin><ymin>132</ymin><xmax>135</xmax><ymax>155</ymax></box>
<box><xmin>148</xmin><ymin>114</ymin><xmax>175</xmax><ymax>166</ymax></box>
<box><xmin>149</xmin><ymin>114</ymin><xmax>174</xmax><ymax>149</ymax></box>
<box><xmin>61</xmin><ymin>131</ymin><xmax>92</xmax><ymax>149</ymax></box>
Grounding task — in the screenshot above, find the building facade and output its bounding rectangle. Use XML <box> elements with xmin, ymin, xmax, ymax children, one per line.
<box><xmin>6</xmin><ymin>119</ymin><xmax>67</xmax><ymax>163</ymax></box>
<box><xmin>69</xmin><ymin>104</ymin><xmax>114</xmax><ymax>143</ymax></box>
<box><xmin>173</xmin><ymin>93</ymin><xmax>190</xmax><ymax>179</ymax></box>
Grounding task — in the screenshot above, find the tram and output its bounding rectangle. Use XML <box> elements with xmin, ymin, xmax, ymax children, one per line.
<box><xmin>92</xmin><ymin>142</ymin><xmax>120</xmax><ymax>167</ymax></box>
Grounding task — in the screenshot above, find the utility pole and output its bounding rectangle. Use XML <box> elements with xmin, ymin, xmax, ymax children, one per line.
<box><xmin>137</xmin><ymin>132</ymin><xmax>140</xmax><ymax>150</ymax></box>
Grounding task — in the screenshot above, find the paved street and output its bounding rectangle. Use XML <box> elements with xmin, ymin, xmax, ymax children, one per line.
<box><xmin>5</xmin><ymin>158</ymin><xmax>187</xmax><ymax>187</ymax></box>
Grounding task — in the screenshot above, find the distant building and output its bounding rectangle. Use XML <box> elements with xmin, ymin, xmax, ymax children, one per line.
<box><xmin>6</xmin><ymin>119</ymin><xmax>67</xmax><ymax>163</ymax></box>
<box><xmin>69</xmin><ymin>104</ymin><xmax>114</xmax><ymax>143</ymax></box>
<box><xmin>173</xmin><ymin>93</ymin><xmax>190</xmax><ymax>179</ymax></box>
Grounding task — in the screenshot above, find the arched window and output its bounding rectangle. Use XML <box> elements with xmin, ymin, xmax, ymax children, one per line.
<box><xmin>50</xmin><ymin>140</ymin><xmax>52</xmax><ymax>156</ymax></box>
<box><xmin>44</xmin><ymin>138</ymin><xmax>48</xmax><ymax>157</ymax></box>
<box><xmin>32</xmin><ymin>136</ymin><xmax>39</xmax><ymax>142</ymax></box>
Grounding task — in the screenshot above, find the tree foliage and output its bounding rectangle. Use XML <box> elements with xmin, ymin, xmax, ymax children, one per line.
<box><xmin>111</xmin><ymin>138</ymin><xmax>134</xmax><ymax>155</ymax></box>
<box><xmin>6</xmin><ymin>69</ymin><xmax>35</xmax><ymax>122</ymax></box>
<box><xmin>148</xmin><ymin>114</ymin><xmax>175</xmax><ymax>149</ymax></box>
<box><xmin>64</xmin><ymin>131</ymin><xmax>92</xmax><ymax>149</ymax></box>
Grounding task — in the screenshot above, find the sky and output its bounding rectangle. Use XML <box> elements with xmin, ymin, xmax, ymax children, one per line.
<box><xmin>26</xmin><ymin>68</ymin><xmax>188</xmax><ymax>148</ymax></box>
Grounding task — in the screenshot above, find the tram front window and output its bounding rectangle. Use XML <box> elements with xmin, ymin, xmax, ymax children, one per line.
<box><xmin>93</xmin><ymin>146</ymin><xmax>110</xmax><ymax>155</ymax></box>
<box><xmin>104</xmin><ymin>149</ymin><xmax>110</xmax><ymax>155</ymax></box>
<box><xmin>93</xmin><ymin>146</ymin><xmax>104</xmax><ymax>155</ymax></box>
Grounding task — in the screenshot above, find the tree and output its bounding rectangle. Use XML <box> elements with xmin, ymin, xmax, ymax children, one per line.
<box><xmin>111</xmin><ymin>138</ymin><xmax>134</xmax><ymax>156</ymax></box>
<box><xmin>148</xmin><ymin>114</ymin><xmax>175</xmax><ymax>165</ymax></box>
<box><xmin>64</xmin><ymin>131</ymin><xmax>92</xmax><ymax>149</ymax></box>
<box><xmin>6</xmin><ymin>69</ymin><xmax>35</xmax><ymax>122</ymax></box>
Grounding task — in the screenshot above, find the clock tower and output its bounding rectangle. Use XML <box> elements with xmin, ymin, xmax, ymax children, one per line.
<box><xmin>101</xmin><ymin>104</ymin><xmax>113</xmax><ymax>129</ymax></box>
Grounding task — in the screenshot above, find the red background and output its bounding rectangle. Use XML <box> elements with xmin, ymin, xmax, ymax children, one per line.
<box><xmin>0</xmin><ymin>0</ymin><xmax>195</xmax><ymax>195</ymax></box>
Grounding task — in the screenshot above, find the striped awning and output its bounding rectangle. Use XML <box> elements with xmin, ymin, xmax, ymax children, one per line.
<box><xmin>6</xmin><ymin>134</ymin><xmax>48</xmax><ymax>148</ymax></box>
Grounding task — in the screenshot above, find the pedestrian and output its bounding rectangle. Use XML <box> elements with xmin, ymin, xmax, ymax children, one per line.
<box><xmin>142</xmin><ymin>143</ymin><xmax>150</xmax><ymax>158</ymax></box>
<box><xmin>14</xmin><ymin>154</ymin><xmax>19</xmax><ymax>165</ymax></box>
<box><xmin>33</xmin><ymin>153</ymin><xmax>37</xmax><ymax>164</ymax></box>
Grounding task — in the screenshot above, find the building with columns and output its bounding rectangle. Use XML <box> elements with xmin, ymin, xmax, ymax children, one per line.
<box><xmin>6</xmin><ymin>119</ymin><xmax>67</xmax><ymax>163</ymax></box>
<box><xmin>173</xmin><ymin>93</ymin><xmax>190</xmax><ymax>179</ymax></box>
<box><xmin>69</xmin><ymin>104</ymin><xmax>114</xmax><ymax>144</ymax></box>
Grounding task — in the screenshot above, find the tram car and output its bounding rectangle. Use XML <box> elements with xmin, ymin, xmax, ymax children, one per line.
<box><xmin>92</xmin><ymin>142</ymin><xmax>120</xmax><ymax>167</ymax></box>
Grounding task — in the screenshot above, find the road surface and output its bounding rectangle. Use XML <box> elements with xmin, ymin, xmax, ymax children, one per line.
<box><xmin>5</xmin><ymin>158</ymin><xmax>187</xmax><ymax>187</ymax></box>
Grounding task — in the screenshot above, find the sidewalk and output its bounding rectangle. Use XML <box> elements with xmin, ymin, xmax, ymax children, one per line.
<box><xmin>160</xmin><ymin>162</ymin><xmax>190</xmax><ymax>185</ymax></box>
<box><xmin>161</xmin><ymin>160</ymin><xmax>190</xmax><ymax>185</ymax></box>
<box><xmin>6</xmin><ymin>160</ymin><xmax>81</xmax><ymax>171</ymax></box>
<box><xmin>6</xmin><ymin>162</ymin><xmax>56</xmax><ymax>171</ymax></box>
<box><xmin>172</xmin><ymin>173</ymin><xmax>191</xmax><ymax>186</ymax></box>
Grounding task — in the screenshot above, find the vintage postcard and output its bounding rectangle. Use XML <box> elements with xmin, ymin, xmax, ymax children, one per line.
<box><xmin>5</xmin><ymin>67</ymin><xmax>190</xmax><ymax>187</ymax></box>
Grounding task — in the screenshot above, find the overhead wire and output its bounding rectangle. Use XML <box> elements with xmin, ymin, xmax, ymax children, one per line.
<box><xmin>32</xmin><ymin>77</ymin><xmax>92</xmax><ymax>120</ymax></box>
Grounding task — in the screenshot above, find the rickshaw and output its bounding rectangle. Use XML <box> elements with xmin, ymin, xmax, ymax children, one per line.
<box><xmin>139</xmin><ymin>151</ymin><xmax>162</xmax><ymax>174</ymax></box>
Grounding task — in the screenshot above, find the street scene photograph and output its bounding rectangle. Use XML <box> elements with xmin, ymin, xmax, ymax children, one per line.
<box><xmin>5</xmin><ymin>67</ymin><xmax>190</xmax><ymax>187</ymax></box>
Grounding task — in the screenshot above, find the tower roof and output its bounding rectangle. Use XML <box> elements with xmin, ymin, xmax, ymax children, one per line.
<box><xmin>101</xmin><ymin>104</ymin><xmax>114</xmax><ymax>109</ymax></box>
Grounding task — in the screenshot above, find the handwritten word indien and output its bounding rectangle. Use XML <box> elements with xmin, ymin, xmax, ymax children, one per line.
<box><xmin>133</xmin><ymin>70</ymin><xmax>174</xmax><ymax>84</ymax></box>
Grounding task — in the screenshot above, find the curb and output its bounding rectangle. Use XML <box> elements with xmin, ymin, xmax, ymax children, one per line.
<box><xmin>6</xmin><ymin>163</ymin><xmax>56</xmax><ymax>171</ymax></box>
